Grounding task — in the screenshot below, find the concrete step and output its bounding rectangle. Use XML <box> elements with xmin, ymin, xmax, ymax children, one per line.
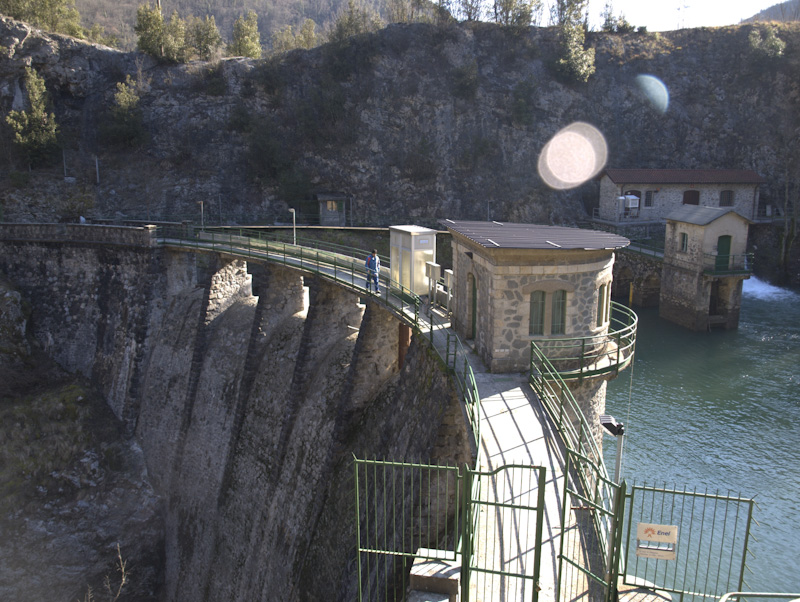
<box><xmin>408</xmin><ymin>549</ymin><xmax>460</xmax><ymax>602</ymax></box>
<box><xmin>406</xmin><ymin>591</ymin><xmax>452</xmax><ymax>602</ymax></box>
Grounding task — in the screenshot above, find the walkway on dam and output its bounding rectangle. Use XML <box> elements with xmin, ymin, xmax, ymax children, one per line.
<box><xmin>414</xmin><ymin>301</ymin><xmax>575</xmax><ymax>602</ymax></box>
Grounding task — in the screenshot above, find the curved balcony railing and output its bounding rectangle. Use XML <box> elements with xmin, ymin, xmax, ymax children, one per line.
<box><xmin>529</xmin><ymin>302</ymin><xmax>638</xmax><ymax>382</ymax></box>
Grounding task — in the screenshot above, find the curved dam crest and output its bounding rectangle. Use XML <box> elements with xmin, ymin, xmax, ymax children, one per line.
<box><xmin>0</xmin><ymin>226</ymin><xmax>470</xmax><ymax>601</ymax></box>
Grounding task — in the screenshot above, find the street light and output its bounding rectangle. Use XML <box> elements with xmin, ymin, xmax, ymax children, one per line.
<box><xmin>288</xmin><ymin>208</ymin><xmax>296</xmax><ymax>245</ymax></box>
<box><xmin>198</xmin><ymin>201</ymin><xmax>204</xmax><ymax>230</ymax></box>
<box><xmin>601</xmin><ymin>414</ymin><xmax>625</xmax><ymax>583</ymax></box>
<box><xmin>600</xmin><ymin>414</ymin><xmax>625</xmax><ymax>484</ymax></box>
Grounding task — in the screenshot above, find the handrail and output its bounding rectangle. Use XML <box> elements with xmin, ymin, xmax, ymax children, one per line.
<box><xmin>530</xmin><ymin>339</ymin><xmax>618</xmax><ymax>579</ymax></box>
<box><xmin>718</xmin><ymin>593</ymin><xmax>800</xmax><ymax>602</ymax></box>
<box><xmin>702</xmin><ymin>253</ymin><xmax>754</xmax><ymax>275</ymax></box>
<box><xmin>531</xmin><ymin>302</ymin><xmax>638</xmax><ymax>381</ymax></box>
<box><xmin>156</xmin><ymin>225</ymin><xmax>483</xmax><ymax>461</ymax></box>
<box><xmin>623</xmin><ymin>242</ymin><xmax>664</xmax><ymax>259</ymax></box>
<box><xmin>204</xmin><ymin>226</ymin><xmax>389</xmax><ymax>269</ymax></box>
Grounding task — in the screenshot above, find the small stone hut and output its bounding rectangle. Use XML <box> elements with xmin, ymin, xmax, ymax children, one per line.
<box><xmin>442</xmin><ymin>220</ymin><xmax>630</xmax><ymax>373</ymax></box>
<box><xmin>660</xmin><ymin>206</ymin><xmax>751</xmax><ymax>331</ymax></box>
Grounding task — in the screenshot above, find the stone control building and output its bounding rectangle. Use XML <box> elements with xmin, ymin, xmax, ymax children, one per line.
<box><xmin>442</xmin><ymin>220</ymin><xmax>630</xmax><ymax>373</ymax></box>
<box><xmin>660</xmin><ymin>206</ymin><xmax>752</xmax><ymax>330</ymax></box>
<box><xmin>595</xmin><ymin>169</ymin><xmax>766</xmax><ymax>234</ymax></box>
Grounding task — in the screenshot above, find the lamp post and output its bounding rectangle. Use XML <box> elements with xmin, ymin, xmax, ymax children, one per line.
<box><xmin>601</xmin><ymin>414</ymin><xmax>625</xmax><ymax>583</ymax></box>
<box><xmin>600</xmin><ymin>414</ymin><xmax>625</xmax><ymax>484</ymax></box>
<box><xmin>288</xmin><ymin>208</ymin><xmax>296</xmax><ymax>245</ymax></box>
<box><xmin>198</xmin><ymin>201</ymin><xmax>204</xmax><ymax>231</ymax></box>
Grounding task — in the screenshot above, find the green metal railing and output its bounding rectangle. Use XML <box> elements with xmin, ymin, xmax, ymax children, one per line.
<box><xmin>718</xmin><ymin>593</ymin><xmax>800</xmax><ymax>602</ymax></box>
<box><xmin>530</xmin><ymin>302</ymin><xmax>638</xmax><ymax>382</ymax></box>
<box><xmin>529</xmin><ymin>340</ymin><xmax>621</xmax><ymax>601</ymax></box>
<box><xmin>529</xmin><ymin>348</ymin><xmax>607</xmax><ymax>473</ymax></box>
<box><xmin>702</xmin><ymin>253</ymin><xmax>754</xmax><ymax>275</ymax></box>
<box><xmin>624</xmin><ymin>241</ymin><xmax>665</xmax><ymax>259</ymax></box>
<box><xmin>354</xmin><ymin>457</ymin><xmax>547</xmax><ymax>602</ymax></box>
<box><xmin>353</xmin><ymin>458</ymin><xmax>463</xmax><ymax>601</ymax></box>
<box><xmin>559</xmin><ymin>449</ymin><xmax>626</xmax><ymax>602</ymax></box>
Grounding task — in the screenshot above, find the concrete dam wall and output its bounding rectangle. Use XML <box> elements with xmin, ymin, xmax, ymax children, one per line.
<box><xmin>0</xmin><ymin>225</ymin><xmax>470</xmax><ymax>601</ymax></box>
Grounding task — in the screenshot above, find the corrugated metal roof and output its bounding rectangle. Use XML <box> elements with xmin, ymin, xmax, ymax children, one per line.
<box><xmin>441</xmin><ymin>220</ymin><xmax>630</xmax><ymax>250</ymax></box>
<box><xmin>666</xmin><ymin>206</ymin><xmax>749</xmax><ymax>225</ymax></box>
<box><xmin>603</xmin><ymin>168</ymin><xmax>764</xmax><ymax>185</ymax></box>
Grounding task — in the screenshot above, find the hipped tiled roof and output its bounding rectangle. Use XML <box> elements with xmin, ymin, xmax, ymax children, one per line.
<box><xmin>441</xmin><ymin>220</ymin><xmax>629</xmax><ymax>250</ymax></box>
<box><xmin>603</xmin><ymin>168</ymin><xmax>764</xmax><ymax>185</ymax></box>
<box><xmin>666</xmin><ymin>206</ymin><xmax>750</xmax><ymax>226</ymax></box>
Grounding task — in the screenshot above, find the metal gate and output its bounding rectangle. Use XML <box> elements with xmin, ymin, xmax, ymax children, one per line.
<box><xmin>464</xmin><ymin>464</ymin><xmax>547</xmax><ymax>602</ymax></box>
<box><xmin>353</xmin><ymin>458</ymin><xmax>547</xmax><ymax>602</ymax></box>
<box><xmin>558</xmin><ymin>450</ymin><xmax>756</xmax><ymax>602</ymax></box>
<box><xmin>621</xmin><ymin>484</ymin><xmax>756</xmax><ymax>602</ymax></box>
<box><xmin>558</xmin><ymin>449</ymin><xmax>626</xmax><ymax>602</ymax></box>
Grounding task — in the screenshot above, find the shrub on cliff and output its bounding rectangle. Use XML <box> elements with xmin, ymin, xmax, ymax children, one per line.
<box><xmin>270</xmin><ymin>18</ymin><xmax>319</xmax><ymax>54</ymax></box>
<box><xmin>134</xmin><ymin>4</ymin><xmax>190</xmax><ymax>62</ymax></box>
<box><xmin>101</xmin><ymin>74</ymin><xmax>148</xmax><ymax>148</ymax></box>
<box><xmin>5</xmin><ymin>67</ymin><xmax>59</xmax><ymax>168</ymax></box>
<box><xmin>327</xmin><ymin>0</ymin><xmax>383</xmax><ymax>45</ymax></box>
<box><xmin>748</xmin><ymin>25</ymin><xmax>786</xmax><ymax>60</ymax></box>
<box><xmin>187</xmin><ymin>15</ymin><xmax>224</xmax><ymax>61</ymax></box>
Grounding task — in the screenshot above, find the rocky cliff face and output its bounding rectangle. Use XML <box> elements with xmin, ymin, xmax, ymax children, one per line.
<box><xmin>1</xmin><ymin>18</ymin><xmax>798</xmax><ymax>235</ymax></box>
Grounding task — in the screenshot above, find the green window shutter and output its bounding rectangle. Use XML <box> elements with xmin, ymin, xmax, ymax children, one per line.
<box><xmin>551</xmin><ymin>290</ymin><xmax>567</xmax><ymax>335</ymax></box>
<box><xmin>529</xmin><ymin>290</ymin><xmax>545</xmax><ymax>335</ymax></box>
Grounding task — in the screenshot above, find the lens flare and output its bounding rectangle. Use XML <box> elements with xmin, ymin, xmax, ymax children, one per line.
<box><xmin>537</xmin><ymin>122</ymin><xmax>608</xmax><ymax>190</ymax></box>
<box><xmin>636</xmin><ymin>74</ymin><xmax>669</xmax><ymax>114</ymax></box>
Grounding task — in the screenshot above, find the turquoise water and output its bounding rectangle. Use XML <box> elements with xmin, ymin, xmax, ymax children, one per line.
<box><xmin>606</xmin><ymin>277</ymin><xmax>800</xmax><ymax>594</ymax></box>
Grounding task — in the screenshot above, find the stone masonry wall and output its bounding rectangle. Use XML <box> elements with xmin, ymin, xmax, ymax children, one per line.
<box><xmin>599</xmin><ymin>177</ymin><xmax>760</xmax><ymax>223</ymax></box>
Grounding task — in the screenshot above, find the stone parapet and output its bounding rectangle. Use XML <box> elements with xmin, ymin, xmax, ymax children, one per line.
<box><xmin>0</xmin><ymin>223</ymin><xmax>158</xmax><ymax>246</ymax></box>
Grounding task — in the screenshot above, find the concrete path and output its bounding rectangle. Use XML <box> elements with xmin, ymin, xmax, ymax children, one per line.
<box><xmin>417</xmin><ymin>303</ymin><xmax>575</xmax><ymax>602</ymax></box>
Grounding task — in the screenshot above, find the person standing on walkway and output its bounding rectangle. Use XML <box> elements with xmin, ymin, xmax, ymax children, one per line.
<box><xmin>365</xmin><ymin>249</ymin><xmax>380</xmax><ymax>293</ymax></box>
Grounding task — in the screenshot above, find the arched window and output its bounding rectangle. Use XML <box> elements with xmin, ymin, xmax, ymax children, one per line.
<box><xmin>551</xmin><ymin>290</ymin><xmax>567</xmax><ymax>335</ymax></box>
<box><xmin>683</xmin><ymin>190</ymin><xmax>700</xmax><ymax>205</ymax></box>
<box><xmin>529</xmin><ymin>290</ymin><xmax>545</xmax><ymax>335</ymax></box>
<box><xmin>597</xmin><ymin>284</ymin><xmax>607</xmax><ymax>328</ymax></box>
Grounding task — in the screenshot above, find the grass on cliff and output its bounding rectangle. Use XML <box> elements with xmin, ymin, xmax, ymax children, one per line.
<box><xmin>0</xmin><ymin>380</ymin><xmax>124</xmax><ymax>515</ymax></box>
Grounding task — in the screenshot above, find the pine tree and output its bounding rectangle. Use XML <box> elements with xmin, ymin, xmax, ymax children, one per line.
<box><xmin>5</xmin><ymin>67</ymin><xmax>59</xmax><ymax>168</ymax></box>
<box><xmin>228</xmin><ymin>11</ymin><xmax>262</xmax><ymax>59</ymax></box>
<box><xmin>188</xmin><ymin>15</ymin><xmax>223</xmax><ymax>60</ymax></box>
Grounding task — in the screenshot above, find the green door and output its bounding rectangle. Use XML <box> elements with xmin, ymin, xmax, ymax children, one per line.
<box><xmin>716</xmin><ymin>235</ymin><xmax>731</xmax><ymax>272</ymax></box>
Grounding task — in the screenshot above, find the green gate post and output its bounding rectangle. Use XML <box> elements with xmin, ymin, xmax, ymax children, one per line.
<box><xmin>460</xmin><ymin>465</ymin><xmax>473</xmax><ymax>602</ymax></box>
<box><xmin>354</xmin><ymin>458</ymin><xmax>363</xmax><ymax>602</ymax></box>
<box><xmin>606</xmin><ymin>480</ymin><xmax>627</xmax><ymax>602</ymax></box>
<box><xmin>532</xmin><ymin>467</ymin><xmax>547</xmax><ymax>602</ymax></box>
